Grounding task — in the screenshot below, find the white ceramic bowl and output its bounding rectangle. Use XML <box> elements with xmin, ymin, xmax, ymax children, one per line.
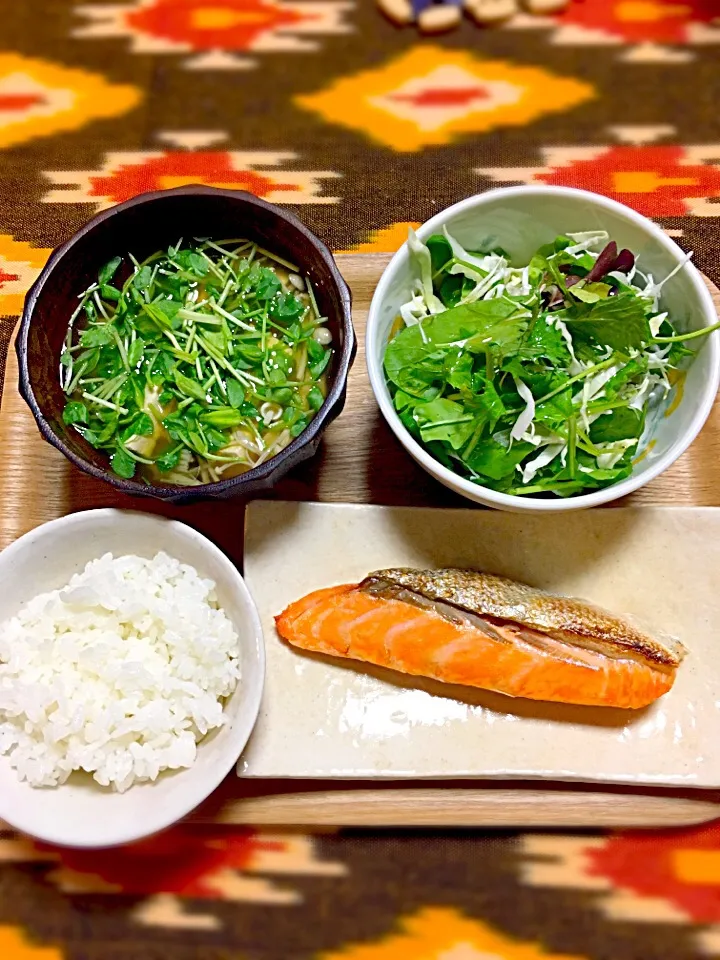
<box><xmin>0</xmin><ymin>509</ymin><xmax>264</xmax><ymax>847</ymax></box>
<box><xmin>366</xmin><ymin>186</ymin><xmax>720</xmax><ymax>511</ymax></box>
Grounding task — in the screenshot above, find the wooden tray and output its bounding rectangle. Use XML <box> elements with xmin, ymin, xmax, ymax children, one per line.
<box><xmin>2</xmin><ymin>252</ymin><xmax>720</xmax><ymax>829</ymax></box>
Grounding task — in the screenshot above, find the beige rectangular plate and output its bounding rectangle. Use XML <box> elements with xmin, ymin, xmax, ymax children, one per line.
<box><xmin>241</xmin><ymin>501</ymin><xmax>720</xmax><ymax>787</ymax></box>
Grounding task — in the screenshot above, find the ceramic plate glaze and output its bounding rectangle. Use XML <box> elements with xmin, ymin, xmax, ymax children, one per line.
<box><xmin>241</xmin><ymin>501</ymin><xmax>720</xmax><ymax>786</ymax></box>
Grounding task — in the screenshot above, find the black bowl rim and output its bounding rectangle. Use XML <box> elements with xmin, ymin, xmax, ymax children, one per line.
<box><xmin>17</xmin><ymin>185</ymin><xmax>355</xmax><ymax>499</ymax></box>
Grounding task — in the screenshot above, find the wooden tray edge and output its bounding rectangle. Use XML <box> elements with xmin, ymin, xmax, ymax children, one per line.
<box><xmin>188</xmin><ymin>785</ymin><xmax>720</xmax><ymax>828</ymax></box>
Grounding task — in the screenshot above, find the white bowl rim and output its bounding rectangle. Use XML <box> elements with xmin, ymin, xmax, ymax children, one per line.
<box><xmin>0</xmin><ymin>508</ymin><xmax>265</xmax><ymax>847</ymax></box>
<box><xmin>366</xmin><ymin>185</ymin><xmax>720</xmax><ymax>511</ymax></box>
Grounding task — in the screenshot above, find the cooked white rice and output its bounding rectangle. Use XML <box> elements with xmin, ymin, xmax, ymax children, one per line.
<box><xmin>0</xmin><ymin>552</ymin><xmax>241</xmax><ymax>792</ymax></box>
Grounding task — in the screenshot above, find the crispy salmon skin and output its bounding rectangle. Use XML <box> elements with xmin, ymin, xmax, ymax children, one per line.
<box><xmin>275</xmin><ymin>568</ymin><xmax>686</xmax><ymax>709</ymax></box>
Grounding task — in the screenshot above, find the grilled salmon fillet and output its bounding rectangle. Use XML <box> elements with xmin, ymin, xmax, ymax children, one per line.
<box><xmin>275</xmin><ymin>569</ymin><xmax>686</xmax><ymax>709</ymax></box>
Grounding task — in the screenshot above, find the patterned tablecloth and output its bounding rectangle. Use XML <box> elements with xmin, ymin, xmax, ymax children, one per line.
<box><xmin>2</xmin><ymin>1</ymin><xmax>720</xmax><ymax>957</ymax></box>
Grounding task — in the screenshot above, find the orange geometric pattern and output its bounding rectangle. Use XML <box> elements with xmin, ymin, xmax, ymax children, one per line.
<box><xmin>478</xmin><ymin>145</ymin><xmax>720</xmax><ymax>217</ymax></box>
<box><xmin>553</xmin><ymin>0</ymin><xmax>720</xmax><ymax>45</ymax></box>
<box><xmin>2</xmin><ymin>0</ymin><xmax>720</xmax><ymax>954</ymax></box>
<box><xmin>585</xmin><ymin>823</ymin><xmax>720</xmax><ymax>923</ymax></box>
<box><xmin>0</xmin><ymin>927</ymin><xmax>62</xmax><ymax>960</ymax></box>
<box><xmin>0</xmin><ymin>829</ymin><xmax>345</xmax><ymax>929</ymax></box>
<box><xmin>317</xmin><ymin>907</ymin><xmax>589</xmax><ymax>960</ymax></box>
<box><xmin>43</xmin><ymin>149</ymin><xmax>340</xmax><ymax>210</ymax></box>
<box><xmin>75</xmin><ymin>0</ymin><xmax>352</xmax><ymax>69</ymax></box>
<box><xmin>297</xmin><ymin>46</ymin><xmax>595</xmax><ymax>152</ymax></box>
<box><xmin>128</xmin><ymin>0</ymin><xmax>306</xmax><ymax>47</ymax></box>
<box><xmin>0</xmin><ymin>236</ymin><xmax>51</xmax><ymax>318</ymax></box>
<box><xmin>0</xmin><ymin>828</ymin><xmax>344</xmax><ymax>899</ymax></box>
<box><xmin>521</xmin><ymin>824</ymin><xmax>720</xmax><ymax>956</ymax></box>
<box><xmin>339</xmin><ymin>222</ymin><xmax>420</xmax><ymax>253</ymax></box>
<box><xmin>0</xmin><ymin>53</ymin><xmax>140</xmax><ymax>150</ymax></box>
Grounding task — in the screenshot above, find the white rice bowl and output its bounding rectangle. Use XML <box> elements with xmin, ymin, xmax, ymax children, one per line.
<box><xmin>0</xmin><ymin>552</ymin><xmax>241</xmax><ymax>793</ymax></box>
<box><xmin>0</xmin><ymin>510</ymin><xmax>264</xmax><ymax>848</ymax></box>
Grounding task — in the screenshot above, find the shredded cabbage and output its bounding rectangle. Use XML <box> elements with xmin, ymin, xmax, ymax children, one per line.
<box><xmin>597</xmin><ymin>439</ymin><xmax>637</xmax><ymax>470</ymax></box>
<box><xmin>579</xmin><ymin>365</ymin><xmax>620</xmax><ymax>432</ymax></box>
<box><xmin>565</xmin><ymin>230</ymin><xmax>610</xmax><ymax>256</ymax></box>
<box><xmin>641</xmin><ymin>250</ymin><xmax>694</xmax><ymax>309</ymax></box>
<box><xmin>461</xmin><ymin>259</ymin><xmax>509</xmax><ymax>304</ymax></box>
<box><xmin>442</xmin><ymin>225</ymin><xmax>500</xmax><ymax>281</ymax></box>
<box><xmin>511</xmin><ymin>378</ymin><xmax>536</xmax><ymax>442</ymax></box>
<box><xmin>407</xmin><ymin>228</ymin><xmax>444</xmax><ymax>315</ymax></box>
<box><xmin>552</xmin><ymin>316</ymin><xmax>584</xmax><ymax>375</ymax></box>
<box><xmin>649</xmin><ymin>311</ymin><xmax>668</xmax><ymax>337</ymax></box>
<box><xmin>520</xmin><ymin>443</ymin><xmax>565</xmax><ymax>484</ymax></box>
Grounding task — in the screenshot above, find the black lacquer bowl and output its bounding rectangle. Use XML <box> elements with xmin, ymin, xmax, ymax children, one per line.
<box><xmin>18</xmin><ymin>186</ymin><xmax>355</xmax><ymax>503</ymax></box>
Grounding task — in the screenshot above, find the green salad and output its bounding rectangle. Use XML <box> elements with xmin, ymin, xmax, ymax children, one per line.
<box><xmin>383</xmin><ymin>228</ymin><xmax>718</xmax><ymax>498</ymax></box>
<box><xmin>60</xmin><ymin>239</ymin><xmax>332</xmax><ymax>485</ymax></box>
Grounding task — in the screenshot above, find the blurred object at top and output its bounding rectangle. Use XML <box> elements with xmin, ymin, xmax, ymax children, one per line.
<box><xmin>377</xmin><ymin>0</ymin><xmax>570</xmax><ymax>33</ymax></box>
